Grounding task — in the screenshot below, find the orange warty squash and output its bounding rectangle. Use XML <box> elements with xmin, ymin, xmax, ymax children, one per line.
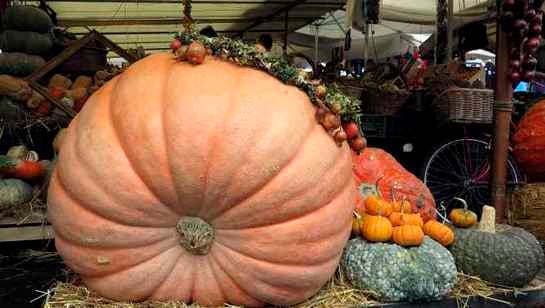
<box><xmin>513</xmin><ymin>100</ymin><xmax>545</xmax><ymax>180</ymax></box>
<box><xmin>352</xmin><ymin>148</ymin><xmax>436</xmax><ymax>222</ymax></box>
<box><xmin>47</xmin><ymin>54</ymin><xmax>356</xmax><ymax>306</ymax></box>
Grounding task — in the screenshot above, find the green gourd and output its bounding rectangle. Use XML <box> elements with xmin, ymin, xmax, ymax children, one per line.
<box><xmin>0</xmin><ymin>178</ymin><xmax>33</xmax><ymax>210</ymax></box>
<box><xmin>0</xmin><ymin>53</ymin><xmax>46</xmax><ymax>77</ymax></box>
<box><xmin>342</xmin><ymin>236</ymin><xmax>457</xmax><ymax>302</ymax></box>
<box><xmin>2</xmin><ymin>6</ymin><xmax>54</xmax><ymax>33</ymax></box>
<box><xmin>449</xmin><ymin>205</ymin><xmax>544</xmax><ymax>287</ymax></box>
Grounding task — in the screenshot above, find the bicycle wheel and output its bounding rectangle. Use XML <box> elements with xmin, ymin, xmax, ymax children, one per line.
<box><xmin>422</xmin><ymin>138</ymin><xmax>521</xmax><ymax>217</ymax></box>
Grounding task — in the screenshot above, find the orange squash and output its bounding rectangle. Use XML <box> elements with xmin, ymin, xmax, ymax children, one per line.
<box><xmin>423</xmin><ymin>220</ymin><xmax>455</xmax><ymax>246</ymax></box>
<box><xmin>47</xmin><ymin>53</ymin><xmax>356</xmax><ymax>306</ymax></box>
<box><xmin>364</xmin><ymin>195</ymin><xmax>393</xmax><ymax>217</ymax></box>
<box><xmin>392</xmin><ymin>199</ymin><xmax>413</xmax><ymax>213</ymax></box>
<box><xmin>352</xmin><ymin>148</ymin><xmax>436</xmax><ymax>222</ymax></box>
<box><xmin>389</xmin><ymin>212</ymin><xmax>423</xmax><ymax>227</ymax></box>
<box><xmin>513</xmin><ymin>100</ymin><xmax>545</xmax><ymax>180</ymax></box>
<box><xmin>362</xmin><ymin>215</ymin><xmax>393</xmax><ymax>242</ymax></box>
<box><xmin>392</xmin><ymin>225</ymin><xmax>424</xmax><ymax>247</ymax></box>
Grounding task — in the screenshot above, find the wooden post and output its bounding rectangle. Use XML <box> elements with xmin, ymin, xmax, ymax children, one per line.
<box><xmin>447</xmin><ymin>0</ymin><xmax>454</xmax><ymax>60</ymax></box>
<box><xmin>490</xmin><ymin>8</ymin><xmax>513</xmax><ymax>223</ymax></box>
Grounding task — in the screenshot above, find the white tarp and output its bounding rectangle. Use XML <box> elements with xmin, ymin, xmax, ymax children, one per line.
<box><xmin>288</xmin><ymin>0</ymin><xmax>493</xmax><ymax>62</ymax></box>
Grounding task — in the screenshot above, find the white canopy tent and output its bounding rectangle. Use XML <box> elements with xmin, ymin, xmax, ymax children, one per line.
<box><xmin>287</xmin><ymin>0</ymin><xmax>494</xmax><ymax>62</ymax></box>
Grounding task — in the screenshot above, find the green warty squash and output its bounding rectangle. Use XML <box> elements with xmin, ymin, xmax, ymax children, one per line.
<box><xmin>342</xmin><ymin>236</ymin><xmax>457</xmax><ymax>302</ymax></box>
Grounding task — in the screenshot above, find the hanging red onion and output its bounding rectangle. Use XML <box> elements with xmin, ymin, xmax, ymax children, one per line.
<box><xmin>510</xmin><ymin>59</ymin><xmax>521</xmax><ymax>69</ymax></box>
<box><xmin>503</xmin><ymin>0</ymin><xmax>515</xmax><ymax>10</ymax></box>
<box><xmin>523</xmin><ymin>70</ymin><xmax>536</xmax><ymax>81</ymax></box>
<box><xmin>526</xmin><ymin>9</ymin><xmax>537</xmax><ymax>20</ymax></box>
<box><xmin>525</xmin><ymin>37</ymin><xmax>541</xmax><ymax>50</ymax></box>
<box><xmin>523</xmin><ymin>56</ymin><xmax>538</xmax><ymax>69</ymax></box>
<box><xmin>513</xmin><ymin>19</ymin><xmax>528</xmax><ymax>30</ymax></box>
<box><xmin>510</xmin><ymin>71</ymin><xmax>522</xmax><ymax>82</ymax></box>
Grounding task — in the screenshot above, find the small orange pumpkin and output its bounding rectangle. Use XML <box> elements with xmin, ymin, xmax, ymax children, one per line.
<box><xmin>365</xmin><ymin>195</ymin><xmax>393</xmax><ymax>217</ymax></box>
<box><xmin>392</xmin><ymin>225</ymin><xmax>424</xmax><ymax>246</ymax></box>
<box><xmin>448</xmin><ymin>198</ymin><xmax>477</xmax><ymax>228</ymax></box>
<box><xmin>392</xmin><ymin>199</ymin><xmax>413</xmax><ymax>213</ymax></box>
<box><xmin>423</xmin><ymin>220</ymin><xmax>455</xmax><ymax>246</ymax></box>
<box><xmin>362</xmin><ymin>215</ymin><xmax>393</xmax><ymax>242</ymax></box>
<box><xmin>389</xmin><ymin>212</ymin><xmax>423</xmax><ymax>227</ymax></box>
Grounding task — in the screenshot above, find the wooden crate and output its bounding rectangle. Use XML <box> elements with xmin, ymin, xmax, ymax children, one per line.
<box><xmin>511</xmin><ymin>183</ymin><xmax>545</xmax><ymax>249</ymax></box>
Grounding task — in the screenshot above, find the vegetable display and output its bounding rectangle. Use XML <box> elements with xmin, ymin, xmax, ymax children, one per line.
<box><xmin>47</xmin><ymin>50</ymin><xmax>357</xmax><ymax>306</ymax></box>
<box><xmin>449</xmin><ymin>205</ymin><xmax>544</xmax><ymax>287</ymax></box>
<box><xmin>352</xmin><ymin>148</ymin><xmax>436</xmax><ymax>221</ymax></box>
<box><xmin>342</xmin><ymin>237</ymin><xmax>457</xmax><ymax>302</ymax></box>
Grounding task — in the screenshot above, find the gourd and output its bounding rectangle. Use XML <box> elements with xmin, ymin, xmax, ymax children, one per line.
<box><xmin>364</xmin><ymin>194</ymin><xmax>393</xmax><ymax>217</ymax></box>
<box><xmin>361</xmin><ymin>215</ymin><xmax>392</xmax><ymax>242</ymax></box>
<box><xmin>389</xmin><ymin>212</ymin><xmax>423</xmax><ymax>227</ymax></box>
<box><xmin>0</xmin><ymin>30</ymin><xmax>53</xmax><ymax>55</ymax></box>
<box><xmin>0</xmin><ymin>156</ymin><xmax>46</xmax><ymax>181</ymax></box>
<box><xmin>0</xmin><ymin>52</ymin><xmax>46</xmax><ymax>77</ymax></box>
<box><xmin>2</xmin><ymin>5</ymin><xmax>54</xmax><ymax>33</ymax></box>
<box><xmin>423</xmin><ymin>220</ymin><xmax>454</xmax><ymax>246</ymax></box>
<box><xmin>513</xmin><ymin>100</ymin><xmax>545</xmax><ymax>180</ymax></box>
<box><xmin>392</xmin><ymin>224</ymin><xmax>424</xmax><ymax>246</ymax></box>
<box><xmin>47</xmin><ymin>53</ymin><xmax>356</xmax><ymax>306</ymax></box>
<box><xmin>0</xmin><ymin>179</ymin><xmax>33</xmax><ymax>210</ymax></box>
<box><xmin>449</xmin><ymin>205</ymin><xmax>544</xmax><ymax>287</ymax></box>
<box><xmin>0</xmin><ymin>75</ymin><xmax>33</xmax><ymax>102</ymax></box>
<box><xmin>448</xmin><ymin>198</ymin><xmax>477</xmax><ymax>228</ymax></box>
<box><xmin>342</xmin><ymin>237</ymin><xmax>457</xmax><ymax>302</ymax></box>
<box><xmin>352</xmin><ymin>148</ymin><xmax>436</xmax><ymax>221</ymax></box>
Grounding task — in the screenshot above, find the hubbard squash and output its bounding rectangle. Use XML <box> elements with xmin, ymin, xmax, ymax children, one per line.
<box><xmin>342</xmin><ymin>237</ymin><xmax>457</xmax><ymax>302</ymax></box>
<box><xmin>47</xmin><ymin>53</ymin><xmax>356</xmax><ymax>306</ymax></box>
<box><xmin>449</xmin><ymin>206</ymin><xmax>544</xmax><ymax>287</ymax></box>
<box><xmin>352</xmin><ymin>148</ymin><xmax>436</xmax><ymax>222</ymax></box>
<box><xmin>0</xmin><ymin>178</ymin><xmax>33</xmax><ymax>210</ymax></box>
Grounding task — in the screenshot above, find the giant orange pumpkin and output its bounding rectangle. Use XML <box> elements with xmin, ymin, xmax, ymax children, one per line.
<box><xmin>513</xmin><ymin>100</ymin><xmax>545</xmax><ymax>180</ymax></box>
<box><xmin>47</xmin><ymin>53</ymin><xmax>356</xmax><ymax>306</ymax></box>
<box><xmin>352</xmin><ymin>148</ymin><xmax>436</xmax><ymax>222</ymax></box>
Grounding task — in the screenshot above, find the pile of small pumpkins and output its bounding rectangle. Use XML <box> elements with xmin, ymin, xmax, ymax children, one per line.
<box><xmin>0</xmin><ymin>145</ymin><xmax>50</xmax><ymax>211</ymax></box>
<box><xmin>352</xmin><ymin>192</ymin><xmax>477</xmax><ymax>247</ymax></box>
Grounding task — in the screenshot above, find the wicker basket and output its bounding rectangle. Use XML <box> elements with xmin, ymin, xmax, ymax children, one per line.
<box><xmin>434</xmin><ymin>87</ymin><xmax>494</xmax><ymax>124</ymax></box>
<box><xmin>361</xmin><ymin>87</ymin><xmax>409</xmax><ymax>115</ymax></box>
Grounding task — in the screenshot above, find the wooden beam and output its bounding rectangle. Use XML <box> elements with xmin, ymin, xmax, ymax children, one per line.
<box><xmin>28</xmin><ymin>31</ymin><xmax>97</xmax><ymax>83</ymax></box>
<box><xmin>58</xmin><ymin>16</ymin><xmax>315</xmax><ymax>27</ymax></box>
<box><xmin>29</xmin><ymin>82</ymin><xmax>77</xmax><ymax>118</ymax></box>
<box><xmin>72</xmin><ymin>29</ymin><xmax>288</xmax><ymax>36</ymax></box>
<box><xmin>95</xmin><ymin>32</ymin><xmax>139</xmax><ymax>63</ymax></box>
<box><xmin>0</xmin><ymin>216</ymin><xmax>53</xmax><ymax>242</ymax></box>
<box><xmin>234</xmin><ymin>0</ymin><xmax>309</xmax><ymax>37</ymax></box>
<box><xmin>46</xmin><ymin>0</ymin><xmax>344</xmax><ymax>4</ymax></box>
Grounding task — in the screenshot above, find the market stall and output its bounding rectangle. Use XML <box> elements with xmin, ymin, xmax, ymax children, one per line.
<box><xmin>0</xmin><ymin>1</ymin><xmax>544</xmax><ymax>308</ymax></box>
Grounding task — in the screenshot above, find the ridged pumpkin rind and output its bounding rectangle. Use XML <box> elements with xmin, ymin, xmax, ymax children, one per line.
<box><xmin>47</xmin><ymin>53</ymin><xmax>356</xmax><ymax>306</ymax></box>
<box><xmin>513</xmin><ymin>101</ymin><xmax>545</xmax><ymax>180</ymax></box>
<box><xmin>449</xmin><ymin>225</ymin><xmax>544</xmax><ymax>287</ymax></box>
<box><xmin>342</xmin><ymin>237</ymin><xmax>457</xmax><ymax>302</ymax></box>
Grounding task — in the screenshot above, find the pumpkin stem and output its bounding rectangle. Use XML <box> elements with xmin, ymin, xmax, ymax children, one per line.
<box><xmin>453</xmin><ymin>197</ymin><xmax>468</xmax><ymax>210</ymax></box>
<box><xmin>478</xmin><ymin>205</ymin><xmax>496</xmax><ymax>234</ymax></box>
<box><xmin>176</xmin><ymin>216</ymin><xmax>215</xmax><ymax>255</ymax></box>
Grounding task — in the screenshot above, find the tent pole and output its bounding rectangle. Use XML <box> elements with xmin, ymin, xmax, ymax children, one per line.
<box><xmin>364</xmin><ymin>22</ymin><xmax>369</xmax><ymax>67</ymax></box>
<box><xmin>490</xmin><ymin>7</ymin><xmax>512</xmax><ymax>223</ymax></box>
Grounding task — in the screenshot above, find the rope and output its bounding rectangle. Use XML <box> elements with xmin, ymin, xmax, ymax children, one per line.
<box><xmin>494</xmin><ymin>100</ymin><xmax>513</xmax><ymax>112</ymax></box>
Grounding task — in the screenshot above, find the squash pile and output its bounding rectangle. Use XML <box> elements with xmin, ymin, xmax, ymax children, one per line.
<box><xmin>0</xmin><ymin>145</ymin><xmax>49</xmax><ymax>211</ymax></box>
<box><xmin>352</xmin><ymin>186</ymin><xmax>454</xmax><ymax>248</ymax></box>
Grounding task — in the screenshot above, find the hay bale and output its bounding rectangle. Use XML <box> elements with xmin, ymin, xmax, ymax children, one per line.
<box><xmin>511</xmin><ymin>183</ymin><xmax>545</xmax><ymax>248</ymax></box>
